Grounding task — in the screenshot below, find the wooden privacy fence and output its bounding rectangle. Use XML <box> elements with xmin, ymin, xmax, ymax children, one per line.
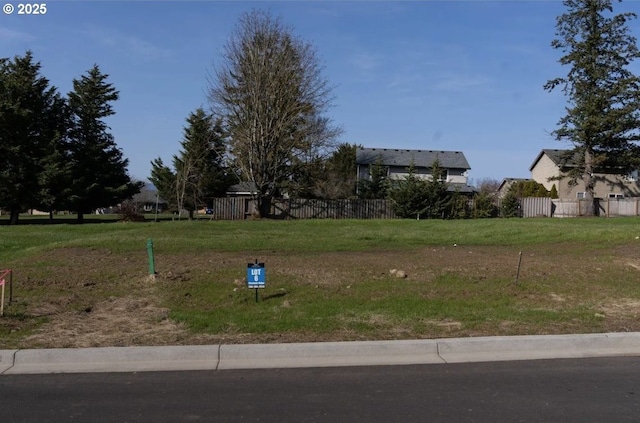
<box><xmin>209</xmin><ymin>197</ymin><xmax>248</xmax><ymax>220</ymax></box>
<box><xmin>272</xmin><ymin>199</ymin><xmax>395</xmax><ymax>219</ymax></box>
<box><xmin>521</xmin><ymin>197</ymin><xmax>553</xmax><ymax>218</ymax></box>
<box><xmin>209</xmin><ymin>198</ymin><xmax>397</xmax><ymax>220</ymax></box>
<box><xmin>518</xmin><ymin>197</ymin><xmax>640</xmax><ymax>218</ymax></box>
<box><xmin>600</xmin><ymin>198</ymin><xmax>640</xmax><ymax>217</ymax></box>
<box><xmin>208</xmin><ymin>196</ymin><xmax>640</xmax><ymax>220</ymax></box>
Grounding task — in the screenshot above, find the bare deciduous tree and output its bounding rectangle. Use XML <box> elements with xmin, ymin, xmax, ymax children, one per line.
<box><xmin>208</xmin><ymin>9</ymin><xmax>341</xmax><ymax>217</ymax></box>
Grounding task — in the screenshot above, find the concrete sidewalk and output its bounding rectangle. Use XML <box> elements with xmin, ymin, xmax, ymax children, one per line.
<box><xmin>2</xmin><ymin>332</ymin><xmax>640</xmax><ymax>375</ymax></box>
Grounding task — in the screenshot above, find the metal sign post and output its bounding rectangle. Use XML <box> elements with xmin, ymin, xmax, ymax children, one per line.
<box><xmin>146</xmin><ymin>239</ymin><xmax>156</xmax><ymax>277</ymax></box>
<box><xmin>247</xmin><ymin>260</ymin><xmax>266</xmax><ymax>302</ymax></box>
<box><xmin>0</xmin><ymin>269</ymin><xmax>10</xmax><ymax>317</ymax></box>
<box><xmin>0</xmin><ymin>277</ymin><xmax>4</xmax><ymax>317</ymax></box>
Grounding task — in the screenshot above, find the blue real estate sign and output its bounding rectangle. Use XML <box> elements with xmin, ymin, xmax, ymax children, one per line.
<box><xmin>247</xmin><ymin>262</ymin><xmax>266</xmax><ymax>289</ymax></box>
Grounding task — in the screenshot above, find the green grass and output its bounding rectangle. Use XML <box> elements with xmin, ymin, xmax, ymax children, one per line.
<box><xmin>2</xmin><ymin>216</ymin><xmax>640</xmax><ymax>259</ymax></box>
<box><xmin>2</xmin><ymin>216</ymin><xmax>640</xmax><ymax>347</ymax></box>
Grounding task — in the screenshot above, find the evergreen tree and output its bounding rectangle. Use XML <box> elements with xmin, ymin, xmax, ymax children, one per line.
<box><xmin>150</xmin><ymin>109</ymin><xmax>232</xmax><ymax>219</ymax></box>
<box><xmin>0</xmin><ymin>51</ymin><xmax>63</xmax><ymax>224</ymax></box>
<box><xmin>67</xmin><ymin>65</ymin><xmax>142</xmax><ymax>222</ymax></box>
<box><xmin>324</xmin><ymin>143</ymin><xmax>358</xmax><ymax>199</ymax></box>
<box><xmin>447</xmin><ymin>190</ymin><xmax>470</xmax><ymax>220</ymax></box>
<box><xmin>388</xmin><ymin>159</ymin><xmax>452</xmax><ymax>219</ymax></box>
<box><xmin>388</xmin><ymin>162</ymin><xmax>429</xmax><ymax>219</ymax></box>
<box><xmin>508</xmin><ymin>180</ymin><xmax>550</xmax><ymax>198</ymax></box>
<box><xmin>422</xmin><ymin>160</ymin><xmax>450</xmax><ymax>219</ymax></box>
<box><xmin>291</xmin><ymin>143</ymin><xmax>358</xmax><ymax>199</ymax></box>
<box><xmin>174</xmin><ymin>109</ymin><xmax>230</xmax><ymax>219</ymax></box>
<box><xmin>544</xmin><ymin>0</ymin><xmax>640</xmax><ymax>216</ymax></box>
<box><xmin>38</xmin><ymin>97</ymin><xmax>73</xmax><ymax>220</ymax></box>
<box><xmin>473</xmin><ymin>192</ymin><xmax>498</xmax><ymax>218</ymax></box>
<box><xmin>357</xmin><ymin>158</ymin><xmax>389</xmax><ymax>199</ymax></box>
<box><xmin>149</xmin><ymin>158</ymin><xmax>176</xmax><ymax>212</ymax></box>
<box><xmin>501</xmin><ymin>191</ymin><xmax>521</xmax><ymax>218</ymax></box>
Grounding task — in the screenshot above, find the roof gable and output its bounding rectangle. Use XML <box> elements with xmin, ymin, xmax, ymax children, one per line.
<box><xmin>529</xmin><ymin>149</ymin><xmax>579</xmax><ymax>171</ymax></box>
<box><xmin>498</xmin><ymin>178</ymin><xmax>532</xmax><ymax>192</ymax></box>
<box><xmin>356</xmin><ymin>147</ymin><xmax>470</xmax><ymax>169</ymax></box>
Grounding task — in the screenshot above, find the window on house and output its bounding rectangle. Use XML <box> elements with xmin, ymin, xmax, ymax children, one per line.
<box><xmin>436</xmin><ymin>169</ymin><xmax>448</xmax><ymax>182</ymax></box>
<box><xmin>608</xmin><ymin>193</ymin><xmax>624</xmax><ymax>199</ymax></box>
<box><xmin>576</xmin><ymin>192</ymin><xmax>587</xmax><ymax>199</ymax></box>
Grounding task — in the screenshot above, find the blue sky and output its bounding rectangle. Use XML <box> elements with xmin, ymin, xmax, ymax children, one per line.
<box><xmin>2</xmin><ymin>0</ymin><xmax>639</xmax><ymax>185</ymax></box>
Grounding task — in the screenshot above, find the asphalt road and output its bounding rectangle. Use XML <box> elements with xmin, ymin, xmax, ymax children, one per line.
<box><xmin>2</xmin><ymin>357</ymin><xmax>639</xmax><ymax>423</ymax></box>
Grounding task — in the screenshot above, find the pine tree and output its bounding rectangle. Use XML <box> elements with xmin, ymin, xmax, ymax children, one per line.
<box><xmin>38</xmin><ymin>96</ymin><xmax>73</xmax><ymax>220</ymax></box>
<box><xmin>501</xmin><ymin>191</ymin><xmax>521</xmax><ymax>218</ymax></box>
<box><xmin>422</xmin><ymin>160</ymin><xmax>450</xmax><ymax>219</ymax></box>
<box><xmin>325</xmin><ymin>143</ymin><xmax>358</xmax><ymax>199</ymax></box>
<box><xmin>174</xmin><ymin>109</ymin><xmax>230</xmax><ymax>219</ymax></box>
<box><xmin>508</xmin><ymin>180</ymin><xmax>550</xmax><ymax>198</ymax></box>
<box><xmin>357</xmin><ymin>158</ymin><xmax>389</xmax><ymax>199</ymax></box>
<box><xmin>388</xmin><ymin>162</ymin><xmax>429</xmax><ymax>219</ymax></box>
<box><xmin>0</xmin><ymin>51</ymin><xmax>63</xmax><ymax>224</ymax></box>
<box><xmin>149</xmin><ymin>158</ymin><xmax>176</xmax><ymax>212</ymax></box>
<box><xmin>150</xmin><ymin>109</ymin><xmax>231</xmax><ymax>219</ymax></box>
<box><xmin>67</xmin><ymin>65</ymin><xmax>141</xmax><ymax>222</ymax></box>
<box><xmin>545</xmin><ymin>0</ymin><xmax>640</xmax><ymax>216</ymax></box>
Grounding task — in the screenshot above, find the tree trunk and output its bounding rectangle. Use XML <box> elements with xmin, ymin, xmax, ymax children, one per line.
<box><xmin>583</xmin><ymin>149</ymin><xmax>596</xmax><ymax>217</ymax></box>
<box><xmin>77</xmin><ymin>212</ymin><xmax>84</xmax><ymax>224</ymax></box>
<box><xmin>257</xmin><ymin>196</ymin><xmax>272</xmax><ymax>218</ymax></box>
<box><xmin>9</xmin><ymin>208</ymin><xmax>19</xmax><ymax>225</ymax></box>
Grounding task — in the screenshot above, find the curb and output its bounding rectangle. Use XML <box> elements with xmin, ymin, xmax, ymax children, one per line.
<box><xmin>0</xmin><ymin>350</ymin><xmax>17</xmax><ymax>374</ymax></box>
<box><xmin>219</xmin><ymin>339</ymin><xmax>444</xmax><ymax>370</ymax></box>
<box><xmin>2</xmin><ymin>346</ymin><xmax>218</xmax><ymax>375</ymax></box>
<box><xmin>2</xmin><ymin>332</ymin><xmax>640</xmax><ymax>375</ymax></box>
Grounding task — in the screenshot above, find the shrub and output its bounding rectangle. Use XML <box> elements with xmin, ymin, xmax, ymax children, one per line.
<box><xmin>501</xmin><ymin>191</ymin><xmax>521</xmax><ymax>218</ymax></box>
<box><xmin>473</xmin><ymin>192</ymin><xmax>498</xmax><ymax>218</ymax></box>
<box><xmin>116</xmin><ymin>200</ymin><xmax>146</xmax><ymax>222</ymax></box>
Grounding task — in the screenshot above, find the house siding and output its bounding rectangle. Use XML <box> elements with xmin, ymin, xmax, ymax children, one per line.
<box><xmin>530</xmin><ymin>154</ymin><xmax>560</xmax><ymax>192</ymax></box>
<box><xmin>355</xmin><ymin>147</ymin><xmax>471</xmax><ymax>186</ymax></box>
<box><xmin>530</xmin><ymin>150</ymin><xmax>640</xmax><ymax>200</ymax></box>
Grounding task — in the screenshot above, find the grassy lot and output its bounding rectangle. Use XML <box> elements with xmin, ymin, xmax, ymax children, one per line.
<box><xmin>1</xmin><ymin>216</ymin><xmax>640</xmax><ymax>348</ymax></box>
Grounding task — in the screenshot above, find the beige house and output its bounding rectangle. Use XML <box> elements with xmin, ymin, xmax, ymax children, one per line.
<box><xmin>529</xmin><ymin>149</ymin><xmax>640</xmax><ymax>199</ymax></box>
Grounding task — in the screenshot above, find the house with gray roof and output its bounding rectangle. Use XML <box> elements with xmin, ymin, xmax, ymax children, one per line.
<box><xmin>355</xmin><ymin>147</ymin><xmax>474</xmax><ymax>193</ymax></box>
<box><xmin>530</xmin><ymin>149</ymin><xmax>640</xmax><ymax>199</ymax></box>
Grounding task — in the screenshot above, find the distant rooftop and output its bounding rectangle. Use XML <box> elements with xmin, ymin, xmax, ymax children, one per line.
<box><xmin>356</xmin><ymin>147</ymin><xmax>471</xmax><ymax>169</ymax></box>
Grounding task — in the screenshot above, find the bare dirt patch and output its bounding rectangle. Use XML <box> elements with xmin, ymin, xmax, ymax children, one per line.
<box><xmin>24</xmin><ymin>295</ymin><xmax>188</xmax><ymax>348</ymax></box>
<box><xmin>4</xmin><ymin>243</ymin><xmax>640</xmax><ymax>348</ymax></box>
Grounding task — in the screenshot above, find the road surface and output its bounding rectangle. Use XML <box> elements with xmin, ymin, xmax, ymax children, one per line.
<box><xmin>2</xmin><ymin>357</ymin><xmax>639</xmax><ymax>422</ymax></box>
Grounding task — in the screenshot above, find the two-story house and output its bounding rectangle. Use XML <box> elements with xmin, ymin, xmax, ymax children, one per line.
<box><xmin>355</xmin><ymin>147</ymin><xmax>474</xmax><ymax>193</ymax></box>
<box><xmin>530</xmin><ymin>149</ymin><xmax>640</xmax><ymax>199</ymax></box>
